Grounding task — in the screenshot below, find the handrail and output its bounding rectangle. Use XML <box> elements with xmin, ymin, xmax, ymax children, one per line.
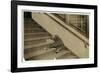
<box><xmin>45</xmin><ymin>13</ymin><xmax>89</xmax><ymax>45</ymax></box>
<box><xmin>53</xmin><ymin>14</ymin><xmax>88</xmax><ymax>37</ymax></box>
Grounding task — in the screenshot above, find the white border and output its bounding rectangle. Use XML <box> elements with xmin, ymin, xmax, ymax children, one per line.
<box><xmin>17</xmin><ymin>5</ymin><xmax>94</xmax><ymax>68</ymax></box>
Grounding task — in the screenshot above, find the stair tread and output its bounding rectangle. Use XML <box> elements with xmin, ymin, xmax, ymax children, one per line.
<box><xmin>24</xmin><ymin>32</ymin><xmax>50</xmax><ymax>35</ymax></box>
<box><xmin>33</xmin><ymin>49</ymin><xmax>70</xmax><ymax>60</ymax></box>
<box><xmin>24</xmin><ymin>39</ymin><xmax>46</xmax><ymax>46</ymax></box>
<box><xmin>24</xmin><ymin>30</ymin><xmax>45</xmax><ymax>33</ymax></box>
<box><xmin>24</xmin><ymin>25</ymin><xmax>40</xmax><ymax>28</ymax></box>
<box><xmin>24</xmin><ymin>34</ymin><xmax>51</xmax><ymax>39</ymax></box>
<box><xmin>24</xmin><ymin>48</ymin><xmax>56</xmax><ymax>59</ymax></box>
<box><xmin>24</xmin><ymin>27</ymin><xmax>45</xmax><ymax>31</ymax></box>
<box><xmin>24</xmin><ymin>24</ymin><xmax>42</xmax><ymax>28</ymax></box>
<box><xmin>56</xmin><ymin>49</ymin><xmax>70</xmax><ymax>58</ymax></box>
<box><xmin>24</xmin><ymin>36</ymin><xmax>51</xmax><ymax>41</ymax></box>
<box><xmin>24</xmin><ymin>46</ymin><xmax>47</xmax><ymax>54</ymax></box>
<box><xmin>24</xmin><ymin>39</ymin><xmax>54</xmax><ymax>49</ymax></box>
<box><xmin>57</xmin><ymin>52</ymin><xmax>78</xmax><ymax>59</ymax></box>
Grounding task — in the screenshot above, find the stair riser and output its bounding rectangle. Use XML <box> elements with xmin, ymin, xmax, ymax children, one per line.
<box><xmin>24</xmin><ymin>36</ymin><xmax>51</xmax><ymax>40</ymax></box>
<box><xmin>24</xmin><ymin>39</ymin><xmax>46</xmax><ymax>46</ymax></box>
<box><xmin>24</xmin><ymin>47</ymin><xmax>45</xmax><ymax>54</ymax></box>
<box><xmin>24</xmin><ymin>30</ymin><xmax>45</xmax><ymax>33</ymax></box>
<box><xmin>24</xmin><ymin>35</ymin><xmax>51</xmax><ymax>39</ymax></box>
<box><xmin>24</xmin><ymin>26</ymin><xmax>42</xmax><ymax>28</ymax></box>
<box><xmin>24</xmin><ymin>33</ymin><xmax>50</xmax><ymax>36</ymax></box>
<box><xmin>24</xmin><ymin>42</ymin><xmax>52</xmax><ymax>49</ymax></box>
<box><xmin>57</xmin><ymin>53</ymin><xmax>78</xmax><ymax>59</ymax></box>
<box><xmin>24</xmin><ymin>48</ymin><xmax>56</xmax><ymax>60</ymax></box>
<box><xmin>29</xmin><ymin>49</ymin><xmax>56</xmax><ymax>60</ymax></box>
<box><xmin>24</xmin><ymin>27</ymin><xmax>45</xmax><ymax>31</ymax></box>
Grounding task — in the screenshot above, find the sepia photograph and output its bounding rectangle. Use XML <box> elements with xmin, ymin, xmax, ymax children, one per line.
<box><xmin>24</xmin><ymin>12</ymin><xmax>89</xmax><ymax>61</ymax></box>
<box><xmin>11</xmin><ymin>1</ymin><xmax>97</xmax><ymax>72</ymax></box>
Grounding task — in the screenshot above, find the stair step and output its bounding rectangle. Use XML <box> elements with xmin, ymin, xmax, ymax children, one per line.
<box><xmin>24</xmin><ymin>46</ymin><xmax>48</xmax><ymax>54</ymax></box>
<box><xmin>30</xmin><ymin>48</ymin><xmax>56</xmax><ymax>60</ymax></box>
<box><xmin>24</xmin><ymin>21</ymin><xmax>41</xmax><ymax>27</ymax></box>
<box><xmin>56</xmin><ymin>49</ymin><xmax>70</xmax><ymax>58</ymax></box>
<box><xmin>24</xmin><ymin>20</ymin><xmax>37</xmax><ymax>25</ymax></box>
<box><xmin>57</xmin><ymin>52</ymin><xmax>78</xmax><ymax>59</ymax></box>
<box><xmin>24</xmin><ymin>22</ymin><xmax>39</xmax><ymax>25</ymax></box>
<box><xmin>24</xmin><ymin>36</ymin><xmax>51</xmax><ymax>42</ymax></box>
<box><xmin>24</xmin><ymin>29</ymin><xmax>45</xmax><ymax>33</ymax></box>
<box><xmin>24</xmin><ymin>32</ymin><xmax>50</xmax><ymax>36</ymax></box>
<box><xmin>24</xmin><ymin>39</ymin><xmax>46</xmax><ymax>46</ymax></box>
<box><xmin>24</xmin><ymin>27</ymin><xmax>45</xmax><ymax>31</ymax></box>
<box><xmin>24</xmin><ymin>34</ymin><xmax>51</xmax><ymax>39</ymax></box>
<box><xmin>24</xmin><ymin>39</ymin><xmax>54</xmax><ymax>49</ymax></box>
<box><xmin>24</xmin><ymin>20</ymin><xmax>35</xmax><ymax>23</ymax></box>
<box><xmin>24</xmin><ymin>24</ymin><xmax>41</xmax><ymax>28</ymax></box>
<box><xmin>32</xmin><ymin>49</ymin><xmax>70</xmax><ymax>60</ymax></box>
<box><xmin>24</xmin><ymin>20</ymin><xmax>33</xmax><ymax>23</ymax></box>
<box><xmin>24</xmin><ymin>18</ymin><xmax>32</xmax><ymax>20</ymax></box>
<box><xmin>24</xmin><ymin>48</ymin><xmax>56</xmax><ymax>60</ymax></box>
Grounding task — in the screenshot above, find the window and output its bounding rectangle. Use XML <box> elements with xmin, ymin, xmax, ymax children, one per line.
<box><xmin>52</xmin><ymin>13</ymin><xmax>89</xmax><ymax>38</ymax></box>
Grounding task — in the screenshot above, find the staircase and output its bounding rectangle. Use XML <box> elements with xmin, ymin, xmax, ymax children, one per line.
<box><xmin>24</xmin><ymin>18</ymin><xmax>78</xmax><ymax>61</ymax></box>
<box><xmin>32</xmin><ymin>13</ymin><xmax>89</xmax><ymax>58</ymax></box>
